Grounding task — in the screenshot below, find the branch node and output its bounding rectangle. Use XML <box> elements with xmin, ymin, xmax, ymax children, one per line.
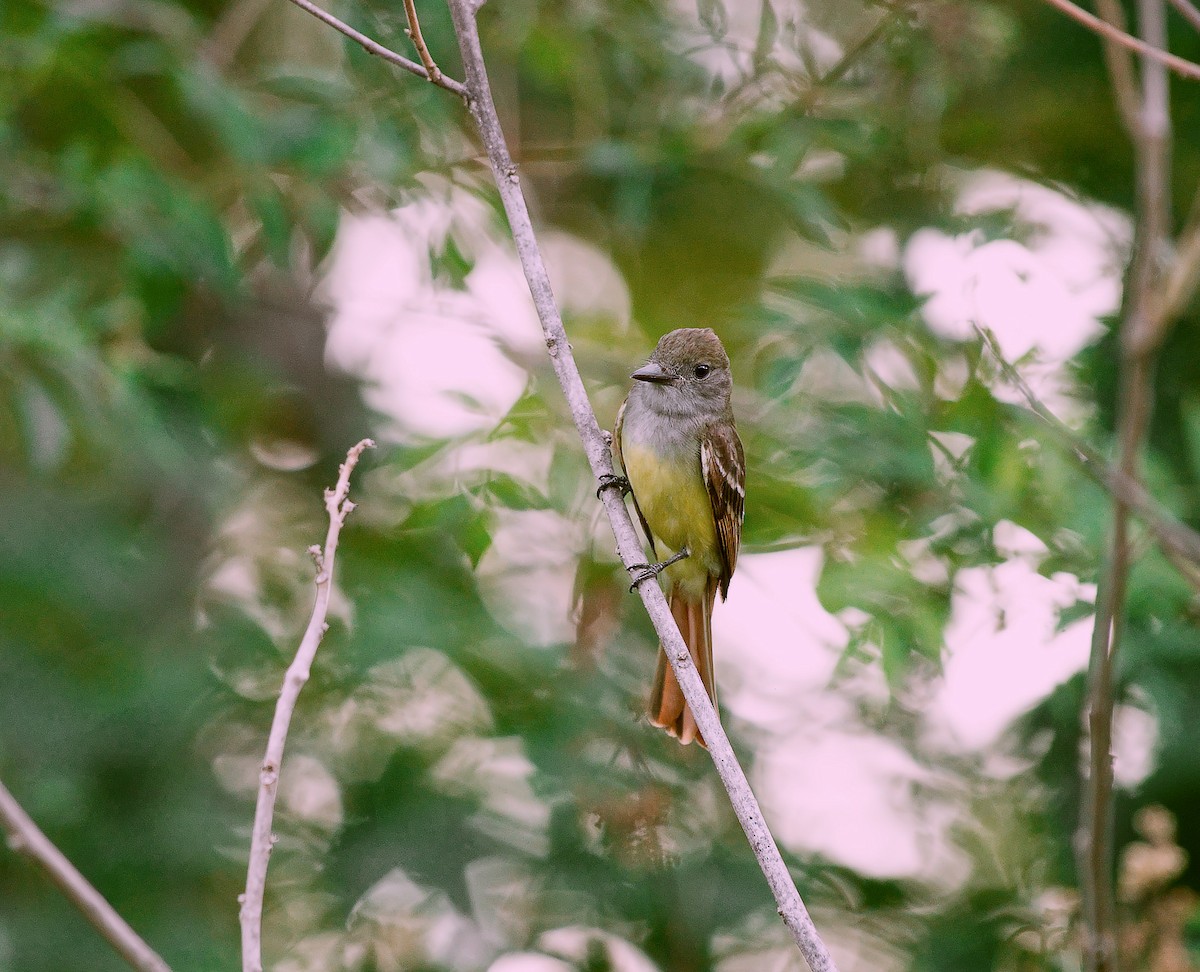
<box><xmin>288</xmin><ymin>666</ymin><xmax>311</xmax><ymax>687</ymax></box>
<box><xmin>283</xmin><ymin>0</ymin><xmax>466</xmax><ymax>96</ymax></box>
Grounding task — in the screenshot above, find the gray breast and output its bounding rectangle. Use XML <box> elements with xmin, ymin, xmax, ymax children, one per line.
<box><xmin>623</xmin><ymin>387</ymin><xmax>703</xmax><ymax>463</ymax></box>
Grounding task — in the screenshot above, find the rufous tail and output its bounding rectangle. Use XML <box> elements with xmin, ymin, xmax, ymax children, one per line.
<box><xmin>648</xmin><ymin>579</ymin><xmax>718</xmax><ymax>747</ymax></box>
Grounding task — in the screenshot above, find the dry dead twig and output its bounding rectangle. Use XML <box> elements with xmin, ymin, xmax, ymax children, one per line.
<box><xmin>239</xmin><ymin>438</ymin><xmax>375</xmax><ymax>972</ymax></box>
<box><xmin>282</xmin><ymin>0</ymin><xmax>466</xmax><ymax>96</ymax></box>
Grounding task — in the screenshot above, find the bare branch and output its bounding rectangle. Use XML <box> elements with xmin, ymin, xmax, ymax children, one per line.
<box><xmin>1036</xmin><ymin>0</ymin><xmax>1200</xmax><ymax>81</ymax></box>
<box><xmin>1095</xmin><ymin>0</ymin><xmax>1143</xmax><ymax>132</ymax></box>
<box><xmin>0</xmin><ymin>780</ymin><xmax>172</xmax><ymax>972</ymax></box>
<box><xmin>239</xmin><ymin>438</ymin><xmax>375</xmax><ymax>972</ymax></box>
<box><xmin>1167</xmin><ymin>0</ymin><xmax>1200</xmax><ymax>33</ymax></box>
<box><xmin>975</xmin><ymin>328</ymin><xmax>1200</xmax><ymax>574</ymax></box>
<box><xmin>1079</xmin><ymin>0</ymin><xmax>1173</xmax><ymax>967</ymax></box>
<box><xmin>281</xmin><ymin>0</ymin><xmax>467</xmax><ymax>97</ymax></box>
<box><xmin>812</xmin><ymin>12</ymin><xmax>896</xmax><ymax>91</ymax></box>
<box><xmin>443</xmin><ymin>3</ymin><xmax>839</xmax><ymax>969</ymax></box>
<box><xmin>402</xmin><ymin>0</ymin><xmax>443</xmax><ymax>83</ymax></box>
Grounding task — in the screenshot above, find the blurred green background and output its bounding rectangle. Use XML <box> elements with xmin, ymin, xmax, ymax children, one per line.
<box><xmin>4</xmin><ymin>0</ymin><xmax>1200</xmax><ymax>969</ymax></box>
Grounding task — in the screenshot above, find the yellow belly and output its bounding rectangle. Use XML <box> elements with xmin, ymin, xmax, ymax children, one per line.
<box><xmin>621</xmin><ymin>443</ymin><xmax>718</xmax><ymax>598</ymax></box>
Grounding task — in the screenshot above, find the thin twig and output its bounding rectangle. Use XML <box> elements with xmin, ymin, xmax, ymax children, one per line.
<box><xmin>1125</xmin><ymin>0</ymin><xmax>1173</xmax><ymax>360</ymax></box>
<box><xmin>0</xmin><ymin>780</ymin><xmax>172</xmax><ymax>972</ymax></box>
<box><xmin>281</xmin><ymin>0</ymin><xmax>466</xmax><ymax>97</ymax></box>
<box><xmin>811</xmin><ymin>12</ymin><xmax>897</xmax><ymax>92</ymax></box>
<box><xmin>1095</xmin><ymin>0</ymin><xmax>1143</xmax><ymax>132</ymax></box>
<box><xmin>239</xmin><ymin>438</ymin><xmax>375</xmax><ymax>972</ymax></box>
<box><xmin>1167</xmin><ymin>0</ymin><xmax>1200</xmax><ymax>33</ymax></box>
<box><xmin>401</xmin><ymin>0</ymin><xmax>443</xmax><ymax>83</ymax></box>
<box><xmin>443</xmin><ymin>3</ymin><xmax>838</xmax><ymax>969</ymax></box>
<box><xmin>1077</xmin><ymin>0</ymin><xmax>1173</xmax><ymax>966</ymax></box>
<box><xmin>1036</xmin><ymin>0</ymin><xmax>1200</xmax><ymax>81</ymax></box>
<box><xmin>1079</xmin><ymin>520</ymin><xmax>1124</xmax><ymax>972</ymax></box>
<box><xmin>726</xmin><ymin>8</ymin><xmax>900</xmax><ymax>116</ymax></box>
<box><xmin>1162</xmin><ymin>188</ymin><xmax>1200</xmax><ymax>321</ymax></box>
<box><xmin>975</xmin><ymin>328</ymin><xmax>1200</xmax><ymax>572</ymax></box>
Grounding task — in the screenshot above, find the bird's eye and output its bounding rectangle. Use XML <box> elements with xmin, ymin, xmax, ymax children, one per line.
<box><xmin>693</xmin><ymin>364</ymin><xmax>711</xmax><ymax>379</ymax></box>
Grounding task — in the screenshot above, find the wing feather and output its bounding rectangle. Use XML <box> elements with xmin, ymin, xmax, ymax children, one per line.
<box><xmin>700</xmin><ymin>422</ymin><xmax>745</xmax><ymax>599</ymax></box>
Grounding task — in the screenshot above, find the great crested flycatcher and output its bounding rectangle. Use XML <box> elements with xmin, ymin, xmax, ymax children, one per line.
<box><xmin>613</xmin><ymin>328</ymin><xmax>745</xmax><ymax>747</ymax></box>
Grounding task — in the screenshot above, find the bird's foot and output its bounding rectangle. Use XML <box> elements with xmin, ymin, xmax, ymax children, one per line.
<box><xmin>627</xmin><ymin>548</ymin><xmax>689</xmax><ymax>592</ymax></box>
<box><xmin>596</xmin><ymin>474</ymin><xmax>631</xmax><ymax>499</ymax></box>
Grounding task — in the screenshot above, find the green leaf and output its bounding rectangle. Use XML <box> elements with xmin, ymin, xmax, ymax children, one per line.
<box><xmin>251</xmin><ymin>185</ymin><xmax>292</xmax><ymax>267</ymax></box>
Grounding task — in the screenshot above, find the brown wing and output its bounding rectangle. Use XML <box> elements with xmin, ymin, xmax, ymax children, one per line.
<box><xmin>700</xmin><ymin>420</ymin><xmax>745</xmax><ymax>599</ymax></box>
<box><xmin>613</xmin><ymin>397</ymin><xmax>658</xmax><ymax>560</ymax></box>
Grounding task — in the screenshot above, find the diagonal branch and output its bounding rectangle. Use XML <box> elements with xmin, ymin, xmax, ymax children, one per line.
<box><xmin>282</xmin><ymin>0</ymin><xmax>466</xmax><ymax>97</ymax></box>
<box><xmin>239</xmin><ymin>438</ymin><xmax>375</xmax><ymax>972</ymax></box>
<box><xmin>443</xmin><ymin>2</ymin><xmax>839</xmax><ymax>970</ymax></box>
<box><xmin>811</xmin><ymin>12</ymin><xmax>897</xmax><ymax>91</ymax></box>
<box><xmin>402</xmin><ymin>0</ymin><xmax>443</xmax><ymax>83</ymax></box>
<box><xmin>1166</xmin><ymin>0</ymin><xmax>1200</xmax><ymax>33</ymax></box>
<box><xmin>0</xmin><ymin>780</ymin><xmax>172</xmax><ymax>972</ymax></box>
<box><xmin>975</xmin><ymin>328</ymin><xmax>1200</xmax><ymax>575</ymax></box>
<box><xmin>1036</xmin><ymin>0</ymin><xmax>1200</xmax><ymax>81</ymax></box>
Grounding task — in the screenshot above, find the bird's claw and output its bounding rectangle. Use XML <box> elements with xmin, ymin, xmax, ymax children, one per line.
<box><xmin>596</xmin><ymin>474</ymin><xmax>631</xmax><ymax>499</ymax></box>
<box><xmin>627</xmin><ymin>562</ymin><xmax>658</xmax><ymax>592</ymax></box>
<box><xmin>626</xmin><ymin>548</ymin><xmax>689</xmax><ymax>593</ymax></box>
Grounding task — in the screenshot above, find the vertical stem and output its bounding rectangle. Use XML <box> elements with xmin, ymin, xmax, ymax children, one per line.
<box><xmin>1079</xmin><ymin>1</ymin><xmax>1171</xmax><ymax>969</ymax></box>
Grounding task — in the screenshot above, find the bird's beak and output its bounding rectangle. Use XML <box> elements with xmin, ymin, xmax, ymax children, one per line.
<box><xmin>631</xmin><ymin>361</ymin><xmax>676</xmax><ymax>384</ymax></box>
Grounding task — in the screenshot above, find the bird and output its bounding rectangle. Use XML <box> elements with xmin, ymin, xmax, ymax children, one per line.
<box><xmin>612</xmin><ymin>328</ymin><xmax>744</xmax><ymax>746</ymax></box>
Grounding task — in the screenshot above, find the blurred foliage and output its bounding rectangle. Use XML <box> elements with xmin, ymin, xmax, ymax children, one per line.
<box><xmin>4</xmin><ymin>0</ymin><xmax>1200</xmax><ymax>970</ymax></box>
